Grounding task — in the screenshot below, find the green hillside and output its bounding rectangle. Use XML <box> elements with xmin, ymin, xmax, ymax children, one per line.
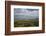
<box><xmin>14</xmin><ymin>19</ymin><xmax>39</xmax><ymax>27</ymax></box>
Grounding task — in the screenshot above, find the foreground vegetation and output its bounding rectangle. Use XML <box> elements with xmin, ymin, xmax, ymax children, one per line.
<box><xmin>14</xmin><ymin>19</ymin><xmax>39</xmax><ymax>27</ymax></box>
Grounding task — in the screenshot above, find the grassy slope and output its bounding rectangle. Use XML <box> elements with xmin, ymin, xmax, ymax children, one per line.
<box><xmin>14</xmin><ymin>19</ymin><xmax>39</xmax><ymax>27</ymax></box>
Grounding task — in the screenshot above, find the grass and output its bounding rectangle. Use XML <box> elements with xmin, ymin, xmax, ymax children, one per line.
<box><xmin>14</xmin><ymin>19</ymin><xmax>39</xmax><ymax>27</ymax></box>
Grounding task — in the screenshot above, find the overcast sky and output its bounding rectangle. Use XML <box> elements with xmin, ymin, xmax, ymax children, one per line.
<box><xmin>14</xmin><ymin>8</ymin><xmax>39</xmax><ymax>20</ymax></box>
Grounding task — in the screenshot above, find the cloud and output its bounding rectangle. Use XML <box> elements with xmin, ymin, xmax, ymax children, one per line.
<box><xmin>14</xmin><ymin>8</ymin><xmax>39</xmax><ymax>20</ymax></box>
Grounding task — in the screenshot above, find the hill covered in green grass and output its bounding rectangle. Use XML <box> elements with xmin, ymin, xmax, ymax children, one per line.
<box><xmin>14</xmin><ymin>18</ymin><xmax>39</xmax><ymax>27</ymax></box>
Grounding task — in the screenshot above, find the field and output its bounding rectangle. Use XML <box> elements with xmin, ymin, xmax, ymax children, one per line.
<box><xmin>14</xmin><ymin>19</ymin><xmax>39</xmax><ymax>27</ymax></box>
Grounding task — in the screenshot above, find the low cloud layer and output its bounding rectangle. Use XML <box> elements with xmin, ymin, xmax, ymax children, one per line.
<box><xmin>14</xmin><ymin>8</ymin><xmax>39</xmax><ymax>20</ymax></box>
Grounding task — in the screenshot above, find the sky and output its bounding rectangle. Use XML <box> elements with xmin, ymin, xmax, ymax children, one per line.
<box><xmin>14</xmin><ymin>8</ymin><xmax>39</xmax><ymax>20</ymax></box>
